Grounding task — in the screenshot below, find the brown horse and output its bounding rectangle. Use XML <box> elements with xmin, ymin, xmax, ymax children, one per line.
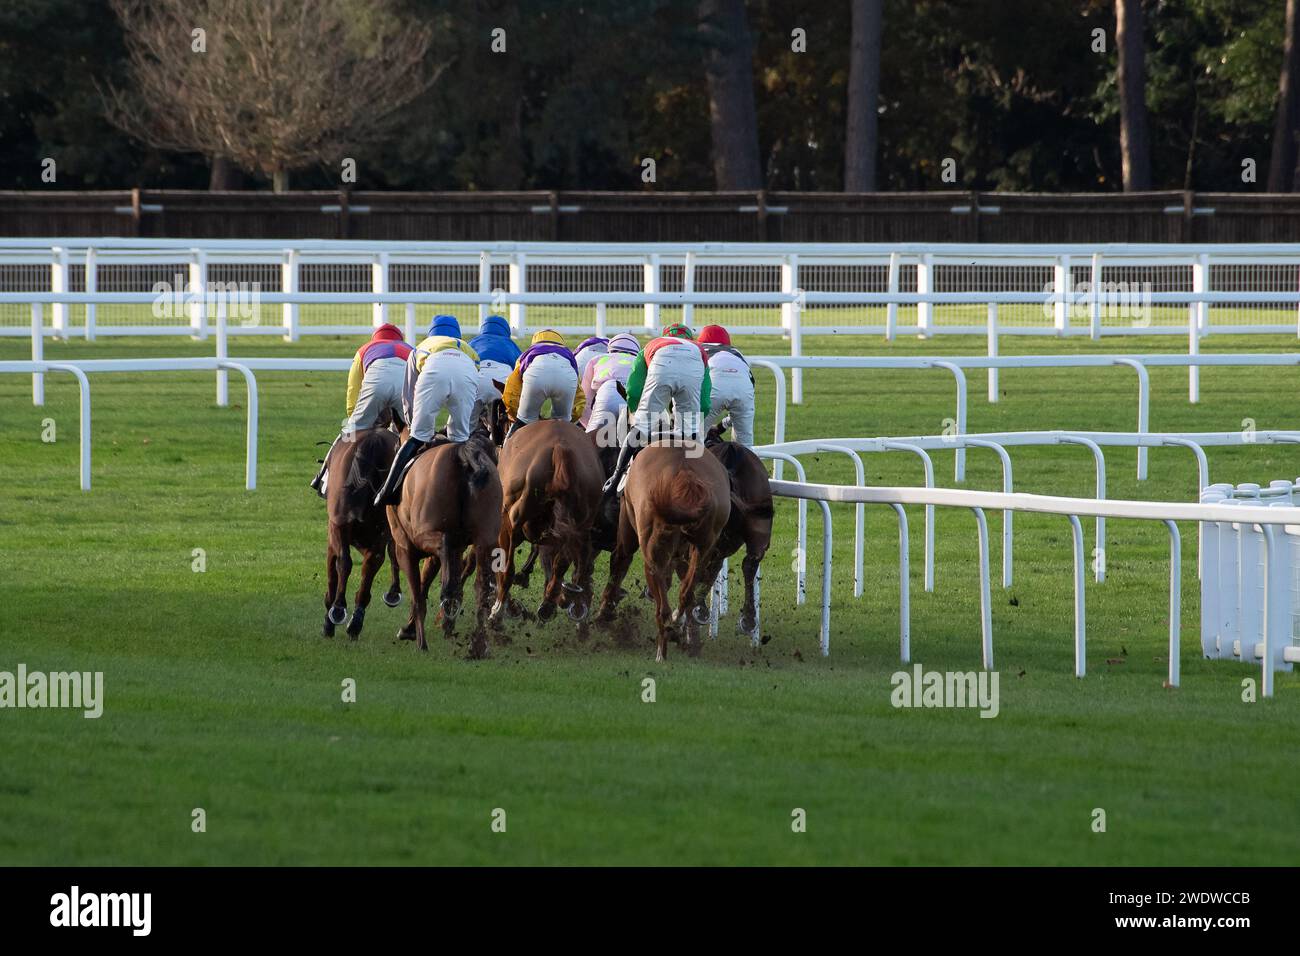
<box><xmin>490</xmin><ymin>419</ymin><xmax>604</xmax><ymax>634</ymax></box>
<box><xmin>702</xmin><ymin>436</ymin><xmax>774</xmax><ymax>640</ymax></box>
<box><xmin>322</xmin><ymin>428</ymin><xmax>402</xmax><ymax>638</ymax></box>
<box><xmin>596</xmin><ymin>439</ymin><xmax>731</xmax><ymax>661</ymax></box>
<box><xmin>388</xmin><ymin>426</ymin><xmax>502</xmax><ymax>657</ymax></box>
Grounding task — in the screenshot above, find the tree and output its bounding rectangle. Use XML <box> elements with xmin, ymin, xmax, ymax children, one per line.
<box><xmin>1116</xmin><ymin>0</ymin><xmax>1152</xmax><ymax>190</ymax></box>
<box><xmin>1269</xmin><ymin>0</ymin><xmax>1300</xmax><ymax>190</ymax></box>
<box><xmin>844</xmin><ymin>0</ymin><xmax>884</xmax><ymax>191</ymax></box>
<box><xmin>103</xmin><ymin>0</ymin><xmax>440</xmax><ymax>191</ymax></box>
<box><xmin>697</xmin><ymin>0</ymin><xmax>762</xmax><ymax>190</ymax></box>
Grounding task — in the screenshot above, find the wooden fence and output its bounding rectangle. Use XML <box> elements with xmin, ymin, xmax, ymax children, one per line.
<box><xmin>2</xmin><ymin>189</ymin><xmax>1298</xmax><ymax>243</ymax></box>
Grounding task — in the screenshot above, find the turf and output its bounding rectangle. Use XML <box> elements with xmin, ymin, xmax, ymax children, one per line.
<box><xmin>1</xmin><ymin>330</ymin><xmax>1297</xmax><ymax>866</ymax></box>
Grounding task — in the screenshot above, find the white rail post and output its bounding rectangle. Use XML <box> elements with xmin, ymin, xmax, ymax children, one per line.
<box><xmin>917</xmin><ymin>253</ymin><xmax>933</xmax><ymax>338</ymax></box>
<box><xmin>973</xmin><ymin>507</ymin><xmax>993</xmax><ymax>668</ymax></box>
<box><xmin>682</xmin><ymin>251</ymin><xmax>696</xmax><ymax>330</ymax></box>
<box><xmin>215</xmin><ymin>298</ymin><xmax>229</xmax><ymax>407</ymax></box>
<box><xmin>1089</xmin><ymin>252</ymin><xmax>1103</xmax><ymax>340</ymax></box>
<box><xmin>509</xmin><ymin>252</ymin><xmax>527</xmax><ymax>335</ymax></box>
<box><xmin>1112</xmin><ymin>358</ymin><xmax>1150</xmax><ymax>480</ymax></box>
<box><xmin>31</xmin><ymin>303</ymin><xmax>44</xmax><ymax>406</ymax></box>
<box><xmin>782</xmin><ymin>253</ymin><xmax>802</xmax><ymax>404</ymax></box>
<box><xmin>1053</xmin><ymin>254</ymin><xmax>1070</xmax><ymax>336</ymax></box>
<box><xmin>986</xmin><ymin>302</ymin><xmax>999</xmax><ymax>403</ymax></box>
<box><xmin>1189</xmin><ymin>253</ymin><xmax>1207</xmax><ymax>403</ymax></box>
<box><xmin>1164</xmin><ymin>519</ymin><xmax>1181</xmax><ymax>689</ymax></box>
<box><xmin>372</xmin><ymin>252</ymin><xmax>389</xmax><ymax>328</ymax></box>
<box><xmin>478</xmin><ymin>250</ymin><xmax>491</xmax><ymax>324</ymax></box>
<box><xmin>404</xmin><ymin>302</ymin><xmax>416</xmax><ymax>343</ymax></box>
<box><xmin>890</xmin><ymin>503</ymin><xmax>911</xmax><ymax>662</ymax></box>
<box><xmin>643</xmin><ymin>253</ymin><xmax>660</xmax><ymax>330</ymax></box>
<box><xmin>189</xmin><ymin>249</ymin><xmax>208</xmax><ymax>340</ymax></box>
<box><xmin>1068</xmin><ymin>514</ymin><xmax>1086</xmax><ymax>677</ymax></box>
<box><xmin>51</xmin><ymin>246</ymin><xmax>68</xmax><ymax>340</ymax></box>
<box><xmin>281</xmin><ymin>249</ymin><xmax>299</xmax><ymax>342</ymax></box>
<box><xmin>595</xmin><ymin>302</ymin><xmax>607</xmax><ymax>337</ymax></box>
<box><xmin>885</xmin><ymin>251</ymin><xmax>899</xmax><ymax>342</ymax></box>
<box><xmin>1262</xmin><ymin>525</ymin><xmax>1277</xmax><ymax>698</ymax></box>
<box><xmin>84</xmin><ymin>247</ymin><xmax>97</xmax><ymax>341</ymax></box>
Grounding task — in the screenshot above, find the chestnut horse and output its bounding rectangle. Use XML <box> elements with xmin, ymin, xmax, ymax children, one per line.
<box><xmin>322</xmin><ymin>428</ymin><xmax>401</xmax><ymax>638</ymax></box>
<box><xmin>596</xmin><ymin>439</ymin><xmax>731</xmax><ymax>661</ymax></box>
<box><xmin>702</xmin><ymin>436</ymin><xmax>774</xmax><ymax>640</ymax></box>
<box><xmin>388</xmin><ymin>426</ymin><xmax>502</xmax><ymax>656</ymax></box>
<box><xmin>490</xmin><ymin>419</ymin><xmax>604</xmax><ymax>634</ymax></box>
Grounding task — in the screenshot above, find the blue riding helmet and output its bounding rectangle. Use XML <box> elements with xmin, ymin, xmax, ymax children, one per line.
<box><xmin>429</xmin><ymin>314</ymin><xmax>462</xmax><ymax>339</ymax></box>
<box><xmin>469</xmin><ymin>314</ymin><xmax>521</xmax><ymax>366</ymax></box>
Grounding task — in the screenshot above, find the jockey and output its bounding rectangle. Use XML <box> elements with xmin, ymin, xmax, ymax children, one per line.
<box><xmin>468</xmin><ymin>314</ymin><xmax>519</xmax><ymax>424</ymax></box>
<box><xmin>573</xmin><ymin>336</ymin><xmax>609</xmax><ymax>378</ymax></box>
<box><xmin>698</xmin><ymin>324</ymin><xmax>756</xmax><ymax>446</ymax></box>
<box><xmin>310</xmin><ymin>322</ymin><xmax>412</xmax><ymax>496</ymax></box>
<box><xmin>581</xmin><ymin>331</ymin><xmax>640</xmax><ymax>432</ymax></box>
<box><xmin>600</xmin><ymin>323</ymin><xmax>712</xmax><ymax>501</ymax></box>
<box><xmin>500</xmin><ymin>329</ymin><xmax>585</xmax><ymax>440</ymax></box>
<box><xmin>373</xmin><ymin>314</ymin><xmax>480</xmax><ymax>505</ymax></box>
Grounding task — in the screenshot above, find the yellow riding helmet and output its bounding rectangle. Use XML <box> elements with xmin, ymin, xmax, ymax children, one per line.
<box><xmin>531</xmin><ymin>329</ymin><xmax>566</xmax><ymax>346</ymax></box>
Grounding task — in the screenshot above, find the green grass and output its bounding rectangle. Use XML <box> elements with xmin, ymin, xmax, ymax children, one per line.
<box><xmin>1</xmin><ymin>330</ymin><xmax>1298</xmax><ymax>866</ymax></box>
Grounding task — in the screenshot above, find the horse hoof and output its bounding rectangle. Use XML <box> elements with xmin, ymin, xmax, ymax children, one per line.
<box><xmin>441</xmin><ymin>598</ymin><xmax>462</xmax><ymax>621</ymax></box>
<box><xmin>397</xmin><ymin>625</ymin><xmax>416</xmax><ymax>641</ymax></box>
<box><xmin>346</xmin><ymin>610</ymin><xmax>366</xmax><ymax>639</ymax></box>
<box><xmin>692</xmin><ymin>604</ymin><xmax>710</xmax><ymax>625</ymax></box>
<box><xmin>328</xmin><ymin>605</ymin><xmax>347</xmax><ymax>625</ymax></box>
<box><xmin>322</xmin><ymin>619</ymin><xmax>336</xmax><ymax>638</ymax></box>
<box><xmin>562</xmin><ymin>581</ymin><xmax>584</xmax><ymax>594</ymax></box>
<box><xmin>383</xmin><ymin>590</ymin><xmax>402</xmax><ymax>608</ymax></box>
<box><xmin>536</xmin><ymin>601</ymin><xmax>557</xmax><ymax>622</ymax></box>
<box><xmin>567</xmin><ymin>601</ymin><xmax>589</xmax><ymax>622</ymax></box>
<box><xmin>489</xmin><ymin>600</ymin><xmax>507</xmax><ymax>625</ymax></box>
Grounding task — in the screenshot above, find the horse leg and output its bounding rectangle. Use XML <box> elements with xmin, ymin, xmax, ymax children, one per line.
<box><xmin>471</xmin><ymin>537</ymin><xmax>493</xmax><ymax>658</ymax></box>
<box><xmin>537</xmin><ymin>545</ymin><xmax>564</xmax><ymax>621</ymax></box>
<box><xmin>644</xmin><ymin>534</ymin><xmax>674</xmax><ymax>662</ymax></box>
<box><xmin>515</xmin><ymin>543</ymin><xmax>539</xmax><ymax>590</ymax></box>
<box><xmin>395</xmin><ymin>544</ymin><xmax>423</xmax><ymax>647</ymax></box>
<box><xmin>347</xmin><ymin>547</ymin><xmax>384</xmax><ymax>639</ymax></box>
<box><xmin>568</xmin><ymin>536</ymin><xmax>595</xmax><ymax>640</ymax></box>
<box><xmin>323</xmin><ymin>532</ymin><xmax>340</xmax><ymax>637</ymax></box>
<box><xmin>739</xmin><ymin>534</ymin><xmax>768</xmax><ymax>640</ymax></box>
<box><xmin>439</xmin><ymin>538</ymin><xmax>468</xmax><ymax>647</ymax></box>
<box><xmin>382</xmin><ymin>536</ymin><xmax>402</xmax><ymax>607</ymax></box>
<box><xmin>332</xmin><ymin>541</ymin><xmax>353</xmax><ymax>630</ymax></box>
<box><xmin>490</xmin><ymin>518</ymin><xmax>520</xmax><ymax>628</ymax></box>
<box><xmin>675</xmin><ymin>543</ymin><xmax>710</xmax><ymax>657</ymax></box>
<box><xmin>596</xmin><ymin>505</ymin><xmax>638</xmax><ymax>622</ymax></box>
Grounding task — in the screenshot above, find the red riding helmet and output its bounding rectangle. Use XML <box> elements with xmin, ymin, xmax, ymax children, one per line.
<box><xmin>698</xmin><ymin>325</ymin><xmax>731</xmax><ymax>346</ymax></box>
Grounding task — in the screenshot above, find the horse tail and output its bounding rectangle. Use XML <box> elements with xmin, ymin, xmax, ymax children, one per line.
<box><xmin>546</xmin><ymin>444</ymin><xmax>580</xmax><ymax>544</ymax></box>
<box><xmin>713</xmin><ymin>441</ymin><xmax>775</xmax><ymax>521</ymax></box>
<box><xmin>651</xmin><ymin>467</ymin><xmax>715</xmax><ymax>527</ymax></box>
<box><xmin>457</xmin><ymin>428</ymin><xmax>498</xmax><ymax>492</ymax></box>
<box><xmin>344</xmin><ymin>430</ymin><xmax>394</xmax><ymax>514</ymax></box>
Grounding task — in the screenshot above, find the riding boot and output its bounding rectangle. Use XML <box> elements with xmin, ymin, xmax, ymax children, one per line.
<box><xmin>504</xmin><ymin>418</ymin><xmax>526</xmax><ymax>442</ymax></box>
<box><xmin>373</xmin><ymin>437</ymin><xmax>425</xmax><ymax>507</ymax></box>
<box><xmin>601</xmin><ymin>440</ymin><xmax>637</xmax><ymax>497</ymax></box>
<box><xmin>310</xmin><ymin>433</ymin><xmax>344</xmax><ymax>497</ymax></box>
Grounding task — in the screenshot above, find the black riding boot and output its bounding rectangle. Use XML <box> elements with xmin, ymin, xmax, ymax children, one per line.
<box><xmin>601</xmin><ymin>440</ymin><xmax>637</xmax><ymax>497</ymax></box>
<box><xmin>504</xmin><ymin>418</ymin><xmax>527</xmax><ymax>442</ymax></box>
<box><xmin>373</xmin><ymin>437</ymin><xmax>425</xmax><ymax>507</ymax></box>
<box><xmin>310</xmin><ymin>433</ymin><xmax>344</xmax><ymax>497</ymax></box>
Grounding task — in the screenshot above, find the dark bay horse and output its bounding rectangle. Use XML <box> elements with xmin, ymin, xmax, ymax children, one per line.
<box><xmin>490</xmin><ymin>419</ymin><xmax>604</xmax><ymax>635</ymax></box>
<box><xmin>322</xmin><ymin>428</ymin><xmax>402</xmax><ymax>638</ymax></box>
<box><xmin>703</xmin><ymin>436</ymin><xmax>774</xmax><ymax>640</ymax></box>
<box><xmin>388</xmin><ymin>427</ymin><xmax>502</xmax><ymax>656</ymax></box>
<box><xmin>596</xmin><ymin>439</ymin><xmax>731</xmax><ymax>661</ymax></box>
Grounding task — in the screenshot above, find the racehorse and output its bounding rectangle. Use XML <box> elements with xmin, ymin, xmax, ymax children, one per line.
<box><xmin>703</xmin><ymin>431</ymin><xmax>774</xmax><ymax>640</ymax></box>
<box><xmin>388</xmin><ymin>425</ymin><xmax>502</xmax><ymax>657</ymax></box>
<box><xmin>321</xmin><ymin>428</ymin><xmax>402</xmax><ymax>638</ymax></box>
<box><xmin>490</xmin><ymin>419</ymin><xmax>604</xmax><ymax>634</ymax></box>
<box><xmin>595</xmin><ymin>439</ymin><xmax>731</xmax><ymax>661</ymax></box>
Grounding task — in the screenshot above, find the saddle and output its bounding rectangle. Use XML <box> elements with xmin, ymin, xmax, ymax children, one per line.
<box><xmin>392</xmin><ymin>434</ymin><xmax>451</xmax><ymax>500</ymax></box>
